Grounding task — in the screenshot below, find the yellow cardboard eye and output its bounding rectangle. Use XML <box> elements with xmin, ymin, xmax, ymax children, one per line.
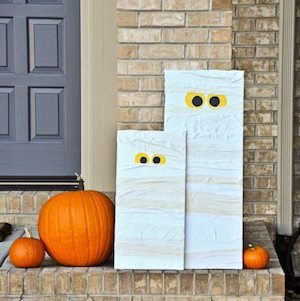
<box><xmin>185</xmin><ymin>92</ymin><xmax>205</xmax><ymax>109</ymax></box>
<box><xmin>135</xmin><ymin>152</ymin><xmax>149</xmax><ymax>164</ymax></box>
<box><xmin>207</xmin><ymin>94</ymin><xmax>227</xmax><ymax>108</ymax></box>
<box><xmin>152</xmin><ymin>154</ymin><xmax>166</xmax><ymax>165</ymax></box>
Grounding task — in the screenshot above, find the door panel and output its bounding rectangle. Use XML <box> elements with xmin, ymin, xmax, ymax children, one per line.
<box><xmin>0</xmin><ymin>0</ymin><xmax>80</xmax><ymax>176</ymax></box>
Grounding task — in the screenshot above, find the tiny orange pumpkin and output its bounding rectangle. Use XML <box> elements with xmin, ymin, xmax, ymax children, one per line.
<box><xmin>243</xmin><ymin>243</ymin><xmax>269</xmax><ymax>269</ymax></box>
<box><xmin>9</xmin><ymin>228</ymin><xmax>45</xmax><ymax>268</ymax></box>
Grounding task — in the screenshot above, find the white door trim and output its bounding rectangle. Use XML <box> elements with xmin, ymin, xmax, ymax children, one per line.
<box><xmin>80</xmin><ymin>0</ymin><xmax>117</xmax><ymax>192</ymax></box>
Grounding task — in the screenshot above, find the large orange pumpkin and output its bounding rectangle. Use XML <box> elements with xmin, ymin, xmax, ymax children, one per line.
<box><xmin>9</xmin><ymin>228</ymin><xmax>45</xmax><ymax>268</ymax></box>
<box><xmin>243</xmin><ymin>243</ymin><xmax>269</xmax><ymax>269</ymax></box>
<box><xmin>38</xmin><ymin>190</ymin><xmax>114</xmax><ymax>266</ymax></box>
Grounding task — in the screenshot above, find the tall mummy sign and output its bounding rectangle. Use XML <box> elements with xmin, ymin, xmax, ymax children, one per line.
<box><xmin>165</xmin><ymin>70</ymin><xmax>244</xmax><ymax>269</ymax></box>
<box><xmin>114</xmin><ymin>130</ymin><xmax>186</xmax><ymax>270</ymax></box>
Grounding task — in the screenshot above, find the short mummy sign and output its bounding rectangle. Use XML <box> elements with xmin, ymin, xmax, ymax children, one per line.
<box><xmin>114</xmin><ymin>130</ymin><xmax>186</xmax><ymax>270</ymax></box>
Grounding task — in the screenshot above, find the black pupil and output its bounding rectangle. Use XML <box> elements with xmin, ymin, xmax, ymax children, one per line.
<box><xmin>209</xmin><ymin>96</ymin><xmax>220</xmax><ymax>107</ymax></box>
<box><xmin>153</xmin><ymin>156</ymin><xmax>160</xmax><ymax>164</ymax></box>
<box><xmin>140</xmin><ymin>157</ymin><xmax>147</xmax><ymax>164</ymax></box>
<box><xmin>192</xmin><ymin>96</ymin><xmax>203</xmax><ymax>107</ymax></box>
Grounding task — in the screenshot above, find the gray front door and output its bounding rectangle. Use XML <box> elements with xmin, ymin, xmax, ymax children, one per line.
<box><xmin>0</xmin><ymin>0</ymin><xmax>81</xmax><ymax>176</ymax></box>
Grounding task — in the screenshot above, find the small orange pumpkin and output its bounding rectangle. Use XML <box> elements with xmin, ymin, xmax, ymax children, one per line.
<box><xmin>38</xmin><ymin>190</ymin><xmax>114</xmax><ymax>267</ymax></box>
<box><xmin>243</xmin><ymin>243</ymin><xmax>269</xmax><ymax>269</ymax></box>
<box><xmin>9</xmin><ymin>228</ymin><xmax>45</xmax><ymax>268</ymax></box>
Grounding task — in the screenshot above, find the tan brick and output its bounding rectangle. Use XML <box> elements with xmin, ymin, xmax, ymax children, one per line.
<box><xmin>244</xmin><ymin>150</ymin><xmax>255</xmax><ymax>162</ymax></box>
<box><xmin>15</xmin><ymin>215</ymin><xmax>38</xmax><ymax>227</ymax></box>
<box><xmin>212</xmin><ymin>0</ymin><xmax>232</xmax><ymax>10</ymax></box>
<box><xmin>118</xmin><ymin>45</ymin><xmax>139</xmax><ymax>59</ymax></box>
<box><xmin>244</xmin><ymin>190</ymin><xmax>273</xmax><ymax>202</ymax></box>
<box><xmin>209</xmin><ymin>60</ymin><xmax>232</xmax><ymax>70</ymax></box>
<box><xmin>134</xmin><ymin>272</ymin><xmax>147</xmax><ymax>294</ymax></box>
<box><xmin>149</xmin><ymin>272</ymin><xmax>163</xmax><ymax>294</ymax></box>
<box><xmin>256</xmin><ymin>125</ymin><xmax>277</xmax><ymax>136</ymax></box>
<box><xmin>195</xmin><ymin>272</ymin><xmax>208</xmax><ymax>294</ymax></box>
<box><xmin>117</xmin><ymin>11</ymin><xmax>138</xmax><ymax>27</ymax></box>
<box><xmin>238</xmin><ymin>5</ymin><xmax>277</xmax><ymax>18</ymax></box>
<box><xmin>245</xmin><ymin>73</ymin><xmax>255</xmax><ymax>85</ymax></box>
<box><xmin>246</xmin><ymin>86</ymin><xmax>276</xmax><ymax>98</ymax></box>
<box><xmin>233</xmin><ymin>0</ymin><xmax>256</xmax><ymax>5</ymax></box>
<box><xmin>236</xmin><ymin>59</ymin><xmax>275</xmax><ymax>72</ymax></box>
<box><xmin>236</xmin><ymin>32</ymin><xmax>275</xmax><ymax>45</ymax></box>
<box><xmin>139</xmin><ymin>108</ymin><xmax>154</xmax><ymax>122</ymax></box>
<box><xmin>164</xmin><ymin>0</ymin><xmax>209</xmax><ymax>10</ymax></box>
<box><xmin>244</xmin><ymin>138</ymin><xmax>274</xmax><ymax>151</ymax></box>
<box><xmin>233</xmin><ymin>19</ymin><xmax>256</xmax><ymax>31</ymax></box>
<box><xmin>87</xmin><ymin>268</ymin><xmax>102</xmax><ymax>295</ymax></box>
<box><xmin>244</xmin><ymin>203</ymin><xmax>254</xmax><ymax>214</ymax></box>
<box><xmin>119</xmin><ymin>271</ymin><xmax>133</xmax><ymax>295</ymax></box>
<box><xmin>118</xmin><ymin>92</ymin><xmax>162</xmax><ymax>106</ymax></box>
<box><xmin>139</xmin><ymin>44</ymin><xmax>184</xmax><ymax>59</ymax></box>
<box><xmin>244</xmin><ymin>125</ymin><xmax>255</xmax><ymax>136</ymax></box>
<box><xmin>118</xmin><ymin>107</ymin><xmax>138</xmax><ymax>122</ymax></box>
<box><xmin>118</xmin><ymin>29</ymin><xmax>161</xmax><ymax>43</ymax></box>
<box><xmin>139</xmin><ymin>77</ymin><xmax>164</xmax><ymax>91</ymax></box>
<box><xmin>256</xmin><ymin>99</ymin><xmax>277</xmax><ymax>111</ymax></box>
<box><xmin>254</xmin><ymin>203</ymin><xmax>277</xmax><ymax>215</ymax></box>
<box><xmin>138</xmin><ymin>123</ymin><xmax>162</xmax><ymax>130</ymax></box>
<box><xmin>271</xmin><ymin>271</ymin><xmax>285</xmax><ymax>296</ymax></box>
<box><xmin>151</xmin><ymin>108</ymin><xmax>164</xmax><ymax>122</ymax></box>
<box><xmin>0</xmin><ymin>271</ymin><xmax>7</xmax><ymax>295</ymax></box>
<box><xmin>239</xmin><ymin>270</ymin><xmax>255</xmax><ymax>295</ymax></box>
<box><xmin>7</xmin><ymin>193</ymin><xmax>21</xmax><ymax>214</ymax></box>
<box><xmin>118</xmin><ymin>77</ymin><xmax>139</xmax><ymax>91</ymax></box>
<box><xmin>244</xmin><ymin>112</ymin><xmax>273</xmax><ymax>123</ymax></box>
<box><xmin>256</xmin><ymin>73</ymin><xmax>278</xmax><ymax>85</ymax></box>
<box><xmin>261</xmin><ymin>298</ymin><xmax>285</xmax><ymax>301</ymax></box>
<box><xmin>140</xmin><ymin>12</ymin><xmax>185</xmax><ymax>27</ymax></box>
<box><xmin>35</xmin><ymin>192</ymin><xmax>48</xmax><ymax>213</ymax></box>
<box><xmin>179</xmin><ymin>272</ymin><xmax>194</xmax><ymax>295</ymax></box>
<box><xmin>211</xmin><ymin>29</ymin><xmax>231</xmax><ymax>43</ymax></box>
<box><xmin>24</xmin><ymin>269</ymin><xmax>40</xmax><ymax>295</ymax></box>
<box><xmin>41</xmin><ymin>268</ymin><xmax>56</xmax><ymax>295</ymax></box>
<box><xmin>233</xmin><ymin>47</ymin><xmax>255</xmax><ymax>58</ymax></box>
<box><xmin>118</xmin><ymin>60</ymin><xmax>129</xmax><ymax>75</ymax></box>
<box><xmin>254</xmin><ymin>177</ymin><xmax>277</xmax><ymax>189</ymax></box>
<box><xmin>9</xmin><ymin>270</ymin><xmax>24</xmax><ymax>295</ymax></box>
<box><xmin>72</xmin><ymin>269</ymin><xmax>87</xmax><ymax>294</ymax></box>
<box><xmin>21</xmin><ymin>193</ymin><xmax>35</xmax><ymax>214</ymax></box>
<box><xmin>0</xmin><ymin>194</ymin><xmax>7</xmax><ymax>213</ymax></box>
<box><xmin>163</xmin><ymin>28</ymin><xmax>208</xmax><ymax>43</ymax></box>
<box><xmin>187</xmin><ymin>11</ymin><xmax>232</xmax><ymax>27</ymax></box>
<box><xmin>0</xmin><ymin>214</ymin><xmax>14</xmax><ymax>224</ymax></box>
<box><xmin>186</xmin><ymin>44</ymin><xmax>231</xmax><ymax>59</ymax></box>
<box><xmin>117</xmin><ymin>0</ymin><xmax>161</xmax><ymax>10</ymax></box>
<box><xmin>162</xmin><ymin>60</ymin><xmax>208</xmax><ymax>70</ymax></box>
<box><xmin>128</xmin><ymin>60</ymin><xmax>162</xmax><ymax>75</ymax></box>
<box><xmin>164</xmin><ymin>272</ymin><xmax>178</xmax><ymax>294</ymax></box>
<box><xmin>103</xmin><ymin>272</ymin><xmax>117</xmax><ymax>295</ymax></box>
<box><xmin>256</xmin><ymin>150</ymin><xmax>277</xmax><ymax>162</ymax></box>
<box><xmin>256</xmin><ymin>19</ymin><xmax>279</xmax><ymax>31</ymax></box>
<box><xmin>256</xmin><ymin>46</ymin><xmax>279</xmax><ymax>58</ymax></box>
<box><xmin>209</xmin><ymin>271</ymin><xmax>224</xmax><ymax>295</ymax></box>
<box><xmin>55</xmin><ymin>268</ymin><xmax>71</xmax><ymax>295</ymax></box>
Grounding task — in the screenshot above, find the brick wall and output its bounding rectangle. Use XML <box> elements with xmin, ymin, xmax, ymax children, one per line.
<box><xmin>117</xmin><ymin>0</ymin><xmax>279</xmax><ymax>230</ymax></box>
<box><xmin>232</xmin><ymin>0</ymin><xmax>279</xmax><ymax>229</ymax></box>
<box><xmin>117</xmin><ymin>0</ymin><xmax>232</xmax><ymax>131</ymax></box>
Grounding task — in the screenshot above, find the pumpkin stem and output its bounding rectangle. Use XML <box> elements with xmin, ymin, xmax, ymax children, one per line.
<box><xmin>75</xmin><ymin>173</ymin><xmax>85</xmax><ymax>191</ymax></box>
<box><xmin>248</xmin><ymin>243</ymin><xmax>254</xmax><ymax>249</ymax></box>
<box><xmin>24</xmin><ymin>227</ymin><xmax>32</xmax><ymax>238</ymax></box>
